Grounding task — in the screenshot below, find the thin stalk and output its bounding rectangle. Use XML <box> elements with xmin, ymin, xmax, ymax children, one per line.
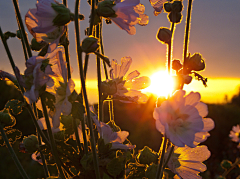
<box><xmin>12</xmin><ymin>0</ymin><xmax>32</xmax><ymax>58</ymax></box>
<box><xmin>108</xmin><ymin>98</ymin><xmax>114</xmax><ymax>122</ymax></box>
<box><xmin>83</xmin><ymin>54</ymin><xmax>89</xmax><ymax>79</ymax></box>
<box><xmin>89</xmin><ymin>0</ymin><xmax>96</xmax><ymax>36</ymax></box>
<box><xmin>37</xmin><ymin>133</ymin><xmax>49</xmax><ymax>178</ymax></box>
<box><xmin>73</xmin><ymin>117</ymin><xmax>84</xmax><ymax>155</ymax></box>
<box><xmin>222</xmin><ymin>158</ymin><xmax>240</xmax><ymax>177</ymax></box>
<box><xmin>182</xmin><ymin>0</ymin><xmax>193</xmax><ymax>74</ymax></box>
<box><xmin>40</xmin><ymin>97</ymin><xmax>66</xmax><ymax>179</ymax></box>
<box><xmin>99</xmin><ymin>22</ymin><xmax>108</xmax><ymax>80</ymax></box>
<box><xmin>74</xmin><ymin>1</ymin><xmax>100</xmax><ymax>178</ymax></box>
<box><xmin>167</xmin><ymin>22</ymin><xmax>175</xmax><ymax>75</ymax></box>
<box><xmin>80</xmin><ymin>115</ymin><xmax>88</xmax><ymax>154</ymax></box>
<box><xmin>17</xmin><ymin>27</ymin><xmax>28</xmax><ymax>61</ymax></box>
<box><xmin>0</xmin><ymin>26</ymin><xmax>50</xmax><ymax>146</ymax></box>
<box><xmin>156</xmin><ymin>136</ymin><xmax>168</xmax><ymax>179</ymax></box>
<box><xmin>0</xmin><ymin>124</ymin><xmax>30</xmax><ymax>179</ymax></box>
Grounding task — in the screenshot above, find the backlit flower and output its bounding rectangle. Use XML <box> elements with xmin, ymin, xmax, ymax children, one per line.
<box><xmin>153</xmin><ymin>90</ymin><xmax>214</xmax><ymax>147</ymax></box>
<box><xmin>91</xmin><ymin>112</ymin><xmax>135</xmax><ymax>150</ymax></box>
<box><xmin>109</xmin><ymin>57</ymin><xmax>150</xmax><ymax>103</ymax></box>
<box><xmin>166</xmin><ymin>145</ymin><xmax>211</xmax><ymax>179</ymax></box>
<box><xmin>111</xmin><ymin>0</ymin><xmax>149</xmax><ymax>35</ymax></box>
<box><xmin>229</xmin><ymin>124</ymin><xmax>240</xmax><ymax>148</ymax></box>
<box><xmin>25</xmin><ymin>0</ymin><xmax>68</xmax><ymax>51</ymax></box>
<box><xmin>149</xmin><ymin>0</ymin><xmax>168</xmax><ymax>16</ymax></box>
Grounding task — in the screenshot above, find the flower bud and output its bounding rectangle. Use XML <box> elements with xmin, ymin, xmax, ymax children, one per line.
<box><xmin>168</xmin><ymin>12</ymin><xmax>182</xmax><ymax>23</ymax></box>
<box><xmin>221</xmin><ymin>160</ymin><xmax>232</xmax><ymax>170</ymax></box>
<box><xmin>156</xmin><ymin>27</ymin><xmax>171</xmax><ymax>44</ymax></box>
<box><xmin>172</xmin><ymin>1</ymin><xmax>183</xmax><ymax>12</ymax></box>
<box><xmin>16</xmin><ymin>30</ymin><xmax>22</xmax><ymax>39</ymax></box>
<box><xmin>31</xmin><ymin>38</ymin><xmax>46</xmax><ymax>51</ymax></box>
<box><xmin>51</xmin><ymin>3</ymin><xmax>72</xmax><ymax>26</ymax></box>
<box><xmin>172</xmin><ymin>59</ymin><xmax>182</xmax><ymax>71</ymax></box>
<box><xmin>23</xmin><ymin>135</ymin><xmax>39</xmax><ymax>153</ymax></box>
<box><xmin>137</xmin><ymin>146</ymin><xmax>158</xmax><ymax>165</ymax></box>
<box><xmin>183</xmin><ymin>75</ymin><xmax>192</xmax><ymax>84</ymax></box>
<box><xmin>97</xmin><ymin>0</ymin><xmax>117</xmax><ymax>18</ymax></box>
<box><xmin>81</xmin><ymin>36</ymin><xmax>99</xmax><ymax>54</ymax></box>
<box><xmin>0</xmin><ymin>109</ymin><xmax>16</xmax><ymax>128</ymax></box>
<box><xmin>164</xmin><ymin>2</ymin><xmax>172</xmax><ymax>12</ymax></box>
<box><xmin>187</xmin><ymin>53</ymin><xmax>206</xmax><ymax>71</ymax></box>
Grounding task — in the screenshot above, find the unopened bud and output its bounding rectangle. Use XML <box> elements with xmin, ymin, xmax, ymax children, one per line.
<box><xmin>51</xmin><ymin>3</ymin><xmax>72</xmax><ymax>26</ymax></box>
<box><xmin>221</xmin><ymin>160</ymin><xmax>232</xmax><ymax>170</ymax></box>
<box><xmin>0</xmin><ymin>109</ymin><xmax>16</xmax><ymax>127</ymax></box>
<box><xmin>172</xmin><ymin>1</ymin><xmax>183</xmax><ymax>12</ymax></box>
<box><xmin>183</xmin><ymin>75</ymin><xmax>192</xmax><ymax>84</ymax></box>
<box><xmin>164</xmin><ymin>2</ymin><xmax>172</xmax><ymax>12</ymax></box>
<box><xmin>97</xmin><ymin>0</ymin><xmax>117</xmax><ymax>18</ymax></box>
<box><xmin>172</xmin><ymin>59</ymin><xmax>182</xmax><ymax>71</ymax></box>
<box><xmin>81</xmin><ymin>36</ymin><xmax>99</xmax><ymax>54</ymax></box>
<box><xmin>168</xmin><ymin>12</ymin><xmax>182</xmax><ymax>23</ymax></box>
<box><xmin>31</xmin><ymin>38</ymin><xmax>46</xmax><ymax>51</ymax></box>
<box><xmin>23</xmin><ymin>135</ymin><xmax>39</xmax><ymax>153</ymax></box>
<box><xmin>157</xmin><ymin>27</ymin><xmax>171</xmax><ymax>44</ymax></box>
<box><xmin>187</xmin><ymin>53</ymin><xmax>206</xmax><ymax>71</ymax></box>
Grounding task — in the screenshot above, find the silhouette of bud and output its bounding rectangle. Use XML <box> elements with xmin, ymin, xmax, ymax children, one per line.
<box><xmin>23</xmin><ymin>135</ymin><xmax>39</xmax><ymax>153</ymax></box>
<box><xmin>172</xmin><ymin>59</ymin><xmax>182</xmax><ymax>71</ymax></box>
<box><xmin>51</xmin><ymin>3</ymin><xmax>73</xmax><ymax>26</ymax></box>
<box><xmin>157</xmin><ymin>27</ymin><xmax>171</xmax><ymax>44</ymax></box>
<box><xmin>97</xmin><ymin>0</ymin><xmax>117</xmax><ymax>18</ymax></box>
<box><xmin>187</xmin><ymin>53</ymin><xmax>206</xmax><ymax>71</ymax></box>
<box><xmin>172</xmin><ymin>1</ymin><xmax>183</xmax><ymax>12</ymax></box>
<box><xmin>81</xmin><ymin>36</ymin><xmax>99</xmax><ymax>54</ymax></box>
<box><xmin>0</xmin><ymin>109</ymin><xmax>16</xmax><ymax>127</ymax></box>
<box><xmin>168</xmin><ymin>12</ymin><xmax>182</xmax><ymax>23</ymax></box>
<box><xmin>164</xmin><ymin>3</ymin><xmax>172</xmax><ymax>12</ymax></box>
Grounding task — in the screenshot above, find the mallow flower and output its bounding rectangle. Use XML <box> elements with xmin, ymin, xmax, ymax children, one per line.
<box><xmin>153</xmin><ymin>90</ymin><xmax>214</xmax><ymax>147</ymax></box>
<box><xmin>166</xmin><ymin>145</ymin><xmax>211</xmax><ymax>179</ymax></box>
<box><xmin>149</xmin><ymin>0</ymin><xmax>168</xmax><ymax>16</ymax></box>
<box><xmin>46</xmin><ymin>47</ymin><xmax>75</xmax><ymax>130</ymax></box>
<box><xmin>97</xmin><ymin>0</ymin><xmax>149</xmax><ymax>35</ymax></box>
<box><xmin>109</xmin><ymin>57</ymin><xmax>150</xmax><ymax>103</ymax></box>
<box><xmin>229</xmin><ymin>124</ymin><xmax>240</xmax><ymax>148</ymax></box>
<box><xmin>25</xmin><ymin>0</ymin><xmax>72</xmax><ymax>51</ymax></box>
<box><xmin>91</xmin><ymin>112</ymin><xmax>135</xmax><ymax>150</ymax></box>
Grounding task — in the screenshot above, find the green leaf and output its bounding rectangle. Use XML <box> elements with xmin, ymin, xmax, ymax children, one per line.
<box><xmin>0</xmin><ymin>128</ymin><xmax>22</xmax><ymax>146</ymax></box>
<box><xmin>5</xmin><ymin>99</ymin><xmax>24</xmax><ymax>115</ymax></box>
<box><xmin>107</xmin><ymin>157</ymin><xmax>125</xmax><ymax>178</ymax></box>
<box><xmin>81</xmin><ymin>153</ymin><xmax>94</xmax><ymax>170</ymax></box>
<box><xmin>71</xmin><ymin>101</ymin><xmax>85</xmax><ymax>120</ymax></box>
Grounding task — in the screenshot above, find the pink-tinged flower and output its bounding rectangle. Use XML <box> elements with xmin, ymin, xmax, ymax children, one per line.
<box><xmin>25</xmin><ymin>0</ymin><xmax>66</xmax><ymax>50</ymax></box>
<box><xmin>153</xmin><ymin>90</ymin><xmax>214</xmax><ymax>147</ymax></box>
<box><xmin>229</xmin><ymin>124</ymin><xmax>240</xmax><ymax>148</ymax></box>
<box><xmin>23</xmin><ymin>56</ymin><xmax>54</xmax><ymax>104</ymax></box>
<box><xmin>46</xmin><ymin>47</ymin><xmax>75</xmax><ymax>130</ymax></box>
<box><xmin>91</xmin><ymin>112</ymin><xmax>135</xmax><ymax>150</ymax></box>
<box><xmin>111</xmin><ymin>0</ymin><xmax>149</xmax><ymax>35</ymax></box>
<box><xmin>166</xmin><ymin>145</ymin><xmax>211</xmax><ymax>179</ymax></box>
<box><xmin>149</xmin><ymin>0</ymin><xmax>168</xmax><ymax>16</ymax></box>
<box><xmin>110</xmin><ymin>57</ymin><xmax>150</xmax><ymax>103</ymax></box>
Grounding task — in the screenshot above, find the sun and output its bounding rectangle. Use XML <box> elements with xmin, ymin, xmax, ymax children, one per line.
<box><xmin>142</xmin><ymin>70</ymin><xmax>174</xmax><ymax>97</ymax></box>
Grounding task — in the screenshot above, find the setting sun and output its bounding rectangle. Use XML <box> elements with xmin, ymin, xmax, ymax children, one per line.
<box><xmin>142</xmin><ymin>71</ymin><xmax>175</xmax><ymax>97</ymax></box>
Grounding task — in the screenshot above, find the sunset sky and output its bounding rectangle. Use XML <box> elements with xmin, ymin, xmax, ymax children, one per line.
<box><xmin>0</xmin><ymin>0</ymin><xmax>240</xmax><ymax>104</ymax></box>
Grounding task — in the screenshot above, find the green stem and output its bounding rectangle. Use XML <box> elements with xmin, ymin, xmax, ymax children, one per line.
<box><xmin>162</xmin><ymin>145</ymin><xmax>174</xmax><ymax>174</ymax></box>
<box><xmin>73</xmin><ymin>117</ymin><xmax>84</xmax><ymax>155</ymax></box>
<box><xmin>89</xmin><ymin>0</ymin><xmax>96</xmax><ymax>36</ymax></box>
<box><xmin>40</xmin><ymin>97</ymin><xmax>66</xmax><ymax>179</ymax></box>
<box><xmin>182</xmin><ymin>0</ymin><xmax>193</xmax><ymax>74</ymax></box>
<box><xmin>12</xmin><ymin>0</ymin><xmax>32</xmax><ymax>58</ymax></box>
<box><xmin>167</xmin><ymin>22</ymin><xmax>175</xmax><ymax>75</ymax></box>
<box><xmin>80</xmin><ymin>114</ymin><xmax>89</xmax><ymax>154</ymax></box>
<box><xmin>83</xmin><ymin>54</ymin><xmax>89</xmax><ymax>79</ymax></box>
<box><xmin>0</xmin><ymin>124</ymin><xmax>30</xmax><ymax>179</ymax></box>
<box><xmin>108</xmin><ymin>98</ymin><xmax>114</xmax><ymax>122</ymax></box>
<box><xmin>156</xmin><ymin>136</ymin><xmax>168</xmax><ymax>179</ymax></box>
<box><xmin>222</xmin><ymin>158</ymin><xmax>240</xmax><ymax>177</ymax></box>
<box><xmin>74</xmin><ymin>1</ymin><xmax>100</xmax><ymax>178</ymax></box>
<box><xmin>99</xmin><ymin>22</ymin><xmax>108</xmax><ymax>80</ymax></box>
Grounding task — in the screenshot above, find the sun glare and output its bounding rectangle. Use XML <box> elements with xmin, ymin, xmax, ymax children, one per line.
<box><xmin>142</xmin><ymin>71</ymin><xmax>174</xmax><ymax>97</ymax></box>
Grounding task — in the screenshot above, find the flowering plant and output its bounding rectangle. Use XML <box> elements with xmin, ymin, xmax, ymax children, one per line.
<box><xmin>0</xmin><ymin>0</ymin><xmax>217</xmax><ymax>179</ymax></box>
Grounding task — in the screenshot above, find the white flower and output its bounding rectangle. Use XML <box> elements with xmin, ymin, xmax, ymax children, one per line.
<box><xmin>166</xmin><ymin>145</ymin><xmax>211</xmax><ymax>179</ymax></box>
<box><xmin>153</xmin><ymin>90</ymin><xmax>214</xmax><ymax>147</ymax></box>
<box><xmin>229</xmin><ymin>124</ymin><xmax>240</xmax><ymax>148</ymax></box>
<box><xmin>110</xmin><ymin>57</ymin><xmax>150</xmax><ymax>103</ymax></box>
<box><xmin>111</xmin><ymin>0</ymin><xmax>149</xmax><ymax>35</ymax></box>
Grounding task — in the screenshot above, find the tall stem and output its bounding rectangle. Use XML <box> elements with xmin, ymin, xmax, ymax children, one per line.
<box><xmin>0</xmin><ymin>124</ymin><xmax>30</xmax><ymax>179</ymax></box>
<box><xmin>89</xmin><ymin>0</ymin><xmax>96</xmax><ymax>36</ymax></box>
<box><xmin>156</xmin><ymin>136</ymin><xmax>168</xmax><ymax>179</ymax></box>
<box><xmin>74</xmin><ymin>0</ymin><xmax>100</xmax><ymax>178</ymax></box>
<box><xmin>40</xmin><ymin>97</ymin><xmax>66</xmax><ymax>179</ymax></box>
<box><xmin>167</xmin><ymin>22</ymin><xmax>175</xmax><ymax>75</ymax></box>
<box><xmin>182</xmin><ymin>0</ymin><xmax>193</xmax><ymax>74</ymax></box>
<box><xmin>12</xmin><ymin>0</ymin><xmax>32</xmax><ymax>58</ymax></box>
